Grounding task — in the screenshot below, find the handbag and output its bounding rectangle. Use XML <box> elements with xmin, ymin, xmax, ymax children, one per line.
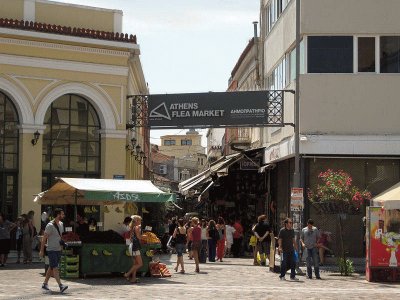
<box><xmin>167</xmin><ymin>236</ymin><xmax>176</xmax><ymax>248</ymax></box>
<box><xmin>249</xmin><ymin>235</ymin><xmax>257</xmax><ymax>247</ymax></box>
<box><xmin>130</xmin><ymin>234</ymin><xmax>141</xmax><ymax>252</ymax></box>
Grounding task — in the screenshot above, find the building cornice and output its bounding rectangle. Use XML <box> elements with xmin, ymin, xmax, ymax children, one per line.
<box><xmin>0</xmin><ymin>26</ymin><xmax>139</xmax><ymax>50</ymax></box>
<box><xmin>0</xmin><ymin>53</ymin><xmax>128</xmax><ymax>76</ymax></box>
<box><xmin>0</xmin><ymin>37</ymin><xmax>131</xmax><ymax>57</ymax></box>
<box><xmin>264</xmin><ymin>134</ymin><xmax>400</xmax><ymax>163</ymax></box>
<box><xmin>98</xmin><ymin>129</ymin><xmax>127</xmax><ymax>139</ymax></box>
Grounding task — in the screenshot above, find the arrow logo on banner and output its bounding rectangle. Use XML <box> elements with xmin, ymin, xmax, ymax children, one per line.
<box><xmin>149</xmin><ymin>102</ymin><xmax>171</xmax><ymax>120</ymax></box>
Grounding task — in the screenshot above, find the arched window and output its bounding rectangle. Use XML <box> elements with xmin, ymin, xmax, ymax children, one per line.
<box><xmin>42</xmin><ymin>94</ymin><xmax>101</xmax><ymax>190</ymax></box>
<box><xmin>0</xmin><ymin>91</ymin><xmax>19</xmax><ymax>221</ymax></box>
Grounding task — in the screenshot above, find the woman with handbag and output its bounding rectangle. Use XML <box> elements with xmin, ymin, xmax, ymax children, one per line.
<box><xmin>124</xmin><ymin>215</ymin><xmax>143</xmax><ymax>283</ymax></box>
<box><xmin>172</xmin><ymin>218</ymin><xmax>187</xmax><ymax>273</ymax></box>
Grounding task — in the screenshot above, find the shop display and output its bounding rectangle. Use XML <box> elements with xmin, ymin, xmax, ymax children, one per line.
<box><xmin>141</xmin><ymin>232</ymin><xmax>161</xmax><ymax>244</ymax></box>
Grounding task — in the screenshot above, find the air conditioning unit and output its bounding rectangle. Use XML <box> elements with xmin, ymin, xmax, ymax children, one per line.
<box><xmin>159</xmin><ymin>165</ymin><xmax>167</xmax><ymax>174</ymax></box>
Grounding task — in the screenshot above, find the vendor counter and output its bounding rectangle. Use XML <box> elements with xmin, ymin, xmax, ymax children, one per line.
<box><xmin>78</xmin><ymin>243</ymin><xmax>161</xmax><ymax>278</ymax></box>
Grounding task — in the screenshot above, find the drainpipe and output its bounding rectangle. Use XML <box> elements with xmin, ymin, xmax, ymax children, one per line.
<box><xmin>253</xmin><ymin>21</ymin><xmax>261</xmax><ymax>89</ymax></box>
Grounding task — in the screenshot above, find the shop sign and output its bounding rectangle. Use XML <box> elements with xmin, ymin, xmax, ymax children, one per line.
<box><xmin>240</xmin><ymin>159</ymin><xmax>261</xmax><ymax>170</ymax></box>
<box><xmin>290</xmin><ymin>187</ymin><xmax>304</xmax><ymax>211</ymax></box>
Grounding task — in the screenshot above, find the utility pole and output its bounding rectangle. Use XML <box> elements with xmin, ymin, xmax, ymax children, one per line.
<box><xmin>294</xmin><ymin>0</ymin><xmax>301</xmax><ymax>188</ymax></box>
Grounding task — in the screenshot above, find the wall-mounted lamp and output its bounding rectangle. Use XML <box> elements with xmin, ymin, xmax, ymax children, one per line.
<box><xmin>31</xmin><ymin>130</ymin><xmax>40</xmax><ymax>146</ymax></box>
<box><xmin>125</xmin><ymin>137</ymin><xmax>146</xmax><ymax>164</ymax></box>
<box><xmin>125</xmin><ymin>137</ymin><xmax>137</xmax><ymax>151</ymax></box>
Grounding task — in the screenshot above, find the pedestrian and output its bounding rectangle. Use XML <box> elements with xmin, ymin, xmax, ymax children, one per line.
<box><xmin>186</xmin><ymin>219</ymin><xmax>193</xmax><ymax>260</ymax></box>
<box><xmin>15</xmin><ymin>217</ymin><xmax>23</xmax><ymax>264</ymax></box>
<box><xmin>172</xmin><ymin>218</ymin><xmax>187</xmax><ymax>273</ymax></box>
<box><xmin>232</xmin><ymin>217</ymin><xmax>244</xmax><ymax>257</ymax></box>
<box><xmin>216</xmin><ymin>217</ymin><xmax>226</xmax><ymax>262</ymax></box>
<box><xmin>317</xmin><ymin>229</ymin><xmax>332</xmax><ymax>266</ymax></box>
<box><xmin>207</xmin><ymin>219</ymin><xmax>218</xmax><ymax>262</ymax></box>
<box><xmin>199</xmin><ymin>219</ymin><xmax>208</xmax><ymax>263</ymax></box>
<box><xmin>278</xmin><ymin>218</ymin><xmax>299</xmax><ymax>281</ymax></box>
<box><xmin>300</xmin><ymin>219</ymin><xmax>321</xmax><ymax>279</ymax></box>
<box><xmin>39</xmin><ymin>208</ymin><xmax>68</xmax><ymax>293</ymax></box>
<box><xmin>22</xmin><ymin>214</ymin><xmax>33</xmax><ymax>264</ymax></box>
<box><xmin>191</xmin><ymin>217</ymin><xmax>201</xmax><ymax>273</ymax></box>
<box><xmin>253</xmin><ymin>214</ymin><xmax>271</xmax><ymax>266</ymax></box>
<box><xmin>0</xmin><ymin>212</ymin><xmax>16</xmax><ymax>267</ymax></box>
<box><xmin>124</xmin><ymin>215</ymin><xmax>143</xmax><ymax>283</ymax></box>
<box><xmin>225</xmin><ymin>220</ymin><xmax>236</xmax><ymax>258</ymax></box>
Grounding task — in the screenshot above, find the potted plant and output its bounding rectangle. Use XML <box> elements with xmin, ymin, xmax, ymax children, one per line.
<box><xmin>307</xmin><ymin>169</ymin><xmax>372</xmax><ymax>275</ymax></box>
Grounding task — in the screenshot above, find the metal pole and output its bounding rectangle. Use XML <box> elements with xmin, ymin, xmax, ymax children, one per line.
<box><xmin>293</xmin><ymin>0</ymin><xmax>303</xmax><ymax>276</ymax></box>
<box><xmin>293</xmin><ymin>0</ymin><xmax>301</xmax><ymax>187</ymax></box>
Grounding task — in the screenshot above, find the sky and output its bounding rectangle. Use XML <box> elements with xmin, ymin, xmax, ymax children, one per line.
<box><xmin>61</xmin><ymin>0</ymin><xmax>260</xmax><ymax>146</ymax></box>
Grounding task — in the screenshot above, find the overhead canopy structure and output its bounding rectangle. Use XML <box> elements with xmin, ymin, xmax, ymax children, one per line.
<box><xmin>178</xmin><ymin>147</ymin><xmax>265</xmax><ymax>194</ymax></box>
<box><xmin>372</xmin><ymin>181</ymin><xmax>400</xmax><ymax>209</ymax></box>
<box><xmin>34</xmin><ymin>178</ymin><xmax>176</xmax><ymax>205</ymax></box>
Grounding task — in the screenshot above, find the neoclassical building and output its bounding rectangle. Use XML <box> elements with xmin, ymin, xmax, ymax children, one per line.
<box><xmin>0</xmin><ymin>0</ymin><xmax>148</xmax><ymax>228</ymax></box>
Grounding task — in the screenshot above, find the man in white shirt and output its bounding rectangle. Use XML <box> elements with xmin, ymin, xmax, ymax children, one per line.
<box><xmin>300</xmin><ymin>219</ymin><xmax>321</xmax><ymax>280</ymax></box>
<box><xmin>39</xmin><ymin>208</ymin><xmax>68</xmax><ymax>293</ymax></box>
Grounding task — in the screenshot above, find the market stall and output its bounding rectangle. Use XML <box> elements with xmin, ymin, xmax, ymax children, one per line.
<box><xmin>34</xmin><ymin>178</ymin><xmax>175</xmax><ymax>278</ymax></box>
<box><xmin>366</xmin><ymin>182</ymin><xmax>400</xmax><ymax>282</ymax></box>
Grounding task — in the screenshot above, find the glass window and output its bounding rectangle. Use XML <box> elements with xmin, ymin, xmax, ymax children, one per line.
<box><xmin>308</xmin><ymin>36</ymin><xmax>353</xmax><ymax>73</ymax></box>
<box><xmin>42</xmin><ymin>94</ymin><xmax>101</xmax><ymax>183</ymax></box>
<box><xmin>0</xmin><ymin>92</ymin><xmax>19</xmax><ymax>170</ymax></box>
<box><xmin>358</xmin><ymin>37</ymin><xmax>375</xmax><ymax>72</ymax></box>
<box><xmin>380</xmin><ymin>36</ymin><xmax>400</xmax><ymax>73</ymax></box>
<box><xmin>163</xmin><ymin>140</ymin><xmax>176</xmax><ymax>146</ymax></box>
<box><xmin>181</xmin><ymin>139</ymin><xmax>192</xmax><ymax>146</ymax></box>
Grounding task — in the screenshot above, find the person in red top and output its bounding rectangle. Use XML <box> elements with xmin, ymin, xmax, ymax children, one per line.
<box><xmin>232</xmin><ymin>217</ymin><xmax>244</xmax><ymax>257</ymax></box>
<box><xmin>191</xmin><ymin>217</ymin><xmax>201</xmax><ymax>273</ymax></box>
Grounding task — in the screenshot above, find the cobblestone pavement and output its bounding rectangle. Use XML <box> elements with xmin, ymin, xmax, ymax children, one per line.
<box><xmin>0</xmin><ymin>254</ymin><xmax>399</xmax><ymax>300</ymax></box>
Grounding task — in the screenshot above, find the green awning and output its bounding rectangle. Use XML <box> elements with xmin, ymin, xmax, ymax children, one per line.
<box><xmin>34</xmin><ymin>178</ymin><xmax>175</xmax><ymax>205</ymax></box>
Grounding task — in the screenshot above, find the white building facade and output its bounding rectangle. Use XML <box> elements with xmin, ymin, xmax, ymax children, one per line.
<box><xmin>259</xmin><ymin>0</ymin><xmax>400</xmax><ymax>256</ymax></box>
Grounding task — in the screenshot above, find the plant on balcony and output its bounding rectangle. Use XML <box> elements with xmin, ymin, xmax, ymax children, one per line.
<box><xmin>307</xmin><ymin>169</ymin><xmax>372</xmax><ymax>276</ymax></box>
<box><xmin>307</xmin><ymin>169</ymin><xmax>372</xmax><ymax>215</ymax></box>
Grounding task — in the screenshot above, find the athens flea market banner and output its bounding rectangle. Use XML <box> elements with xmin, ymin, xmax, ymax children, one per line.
<box><xmin>147</xmin><ymin>91</ymin><xmax>274</xmax><ymax>128</ymax></box>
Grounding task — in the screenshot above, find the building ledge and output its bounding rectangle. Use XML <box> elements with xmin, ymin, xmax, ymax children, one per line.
<box><xmin>0</xmin><ymin>18</ymin><xmax>136</xmax><ymax>44</ymax></box>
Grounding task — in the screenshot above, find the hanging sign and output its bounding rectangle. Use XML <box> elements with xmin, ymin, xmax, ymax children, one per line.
<box><xmin>146</xmin><ymin>91</ymin><xmax>283</xmax><ymax>128</ymax></box>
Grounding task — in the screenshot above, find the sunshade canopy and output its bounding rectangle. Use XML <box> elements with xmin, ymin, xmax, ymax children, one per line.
<box><xmin>34</xmin><ymin>178</ymin><xmax>176</xmax><ymax>205</ymax></box>
<box><xmin>178</xmin><ymin>147</ymin><xmax>265</xmax><ymax>194</ymax></box>
<box><xmin>372</xmin><ymin>181</ymin><xmax>400</xmax><ymax>209</ymax></box>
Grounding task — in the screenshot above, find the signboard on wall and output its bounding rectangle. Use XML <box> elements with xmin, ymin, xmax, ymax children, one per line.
<box><xmin>143</xmin><ymin>91</ymin><xmax>284</xmax><ymax>128</ymax></box>
<box><xmin>290</xmin><ymin>187</ymin><xmax>304</xmax><ymax>211</ymax></box>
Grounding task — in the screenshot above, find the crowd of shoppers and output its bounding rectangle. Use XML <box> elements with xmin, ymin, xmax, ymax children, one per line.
<box><xmin>0</xmin><ymin>211</ymin><xmax>40</xmax><ymax>267</ymax></box>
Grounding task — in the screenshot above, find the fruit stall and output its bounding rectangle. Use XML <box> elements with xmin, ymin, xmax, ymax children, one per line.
<box><xmin>78</xmin><ymin>231</ymin><xmax>162</xmax><ymax>277</ymax></box>
<box><xmin>367</xmin><ymin>183</ymin><xmax>400</xmax><ymax>282</ymax></box>
<box><xmin>34</xmin><ymin>178</ymin><xmax>175</xmax><ymax>278</ymax></box>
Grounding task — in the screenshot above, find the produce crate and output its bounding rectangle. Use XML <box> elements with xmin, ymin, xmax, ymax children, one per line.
<box><xmin>60</xmin><ymin>254</ymin><xmax>79</xmax><ymax>279</ymax></box>
<box><xmin>60</xmin><ymin>270</ymin><xmax>79</xmax><ymax>278</ymax></box>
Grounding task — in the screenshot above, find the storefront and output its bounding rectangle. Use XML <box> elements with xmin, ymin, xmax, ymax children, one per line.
<box><xmin>179</xmin><ymin>148</ymin><xmax>267</xmax><ymax>233</ymax></box>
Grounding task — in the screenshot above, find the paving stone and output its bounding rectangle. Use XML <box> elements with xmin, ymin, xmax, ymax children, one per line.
<box><xmin>0</xmin><ymin>254</ymin><xmax>398</xmax><ymax>299</ymax></box>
